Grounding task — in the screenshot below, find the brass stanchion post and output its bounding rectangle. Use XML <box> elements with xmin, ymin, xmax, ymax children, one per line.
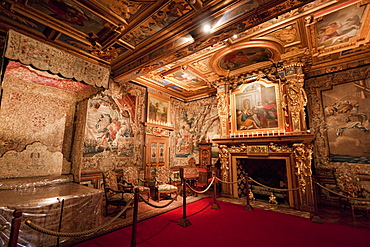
<box><xmin>178</xmin><ymin>168</ymin><xmax>192</xmax><ymax>227</ymax></box>
<box><xmin>244</xmin><ymin>173</ymin><xmax>253</xmax><ymax>211</ymax></box>
<box><xmin>8</xmin><ymin>209</ymin><xmax>22</xmax><ymax>247</ymax></box>
<box><xmin>131</xmin><ymin>188</ymin><xmax>139</xmax><ymax>247</ymax></box>
<box><xmin>211</xmin><ymin>172</ymin><xmax>220</xmax><ymax>210</ymax></box>
<box><xmin>310</xmin><ymin>179</ymin><xmax>323</xmax><ymax>224</ymax></box>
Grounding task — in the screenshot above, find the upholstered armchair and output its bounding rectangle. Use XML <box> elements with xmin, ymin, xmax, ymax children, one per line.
<box><xmin>122</xmin><ymin>166</ymin><xmax>151</xmax><ymax>200</ymax></box>
<box><xmin>102</xmin><ymin>170</ymin><xmax>134</xmax><ymax>217</ymax></box>
<box><xmin>154</xmin><ymin>166</ymin><xmax>178</xmax><ymax>202</ymax></box>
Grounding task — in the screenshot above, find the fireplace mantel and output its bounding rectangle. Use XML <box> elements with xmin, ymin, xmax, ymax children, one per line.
<box><xmin>212</xmin><ymin>133</ymin><xmax>315</xmax><ymax>211</ymax></box>
<box><xmin>212</xmin><ymin>133</ymin><xmax>314</xmax><ymax>146</ymax></box>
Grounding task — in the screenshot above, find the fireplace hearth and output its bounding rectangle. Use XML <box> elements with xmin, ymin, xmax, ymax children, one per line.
<box><xmin>237</xmin><ymin>158</ymin><xmax>288</xmax><ymax>204</ymax></box>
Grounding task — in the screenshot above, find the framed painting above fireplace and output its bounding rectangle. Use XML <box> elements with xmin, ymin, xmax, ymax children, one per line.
<box><xmin>230</xmin><ymin>81</ymin><xmax>283</xmax><ymax>135</ymax></box>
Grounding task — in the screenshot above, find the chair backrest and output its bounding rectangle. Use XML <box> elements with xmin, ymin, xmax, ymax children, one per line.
<box><xmin>102</xmin><ymin>170</ymin><xmax>119</xmax><ymax>200</ymax></box>
<box><xmin>188</xmin><ymin>157</ymin><xmax>197</xmax><ymax>167</ymax></box>
<box><xmin>155</xmin><ymin>166</ymin><xmax>170</xmax><ymax>185</ymax></box>
<box><xmin>183</xmin><ymin>167</ymin><xmax>199</xmax><ymax>179</ymax></box>
<box><xmin>198</xmin><ymin>168</ymin><xmax>208</xmax><ymax>186</ymax></box>
<box><xmin>334</xmin><ymin>164</ymin><xmax>361</xmax><ymax>198</ymax></box>
<box><xmin>122</xmin><ymin>166</ymin><xmax>139</xmax><ymax>186</ymax></box>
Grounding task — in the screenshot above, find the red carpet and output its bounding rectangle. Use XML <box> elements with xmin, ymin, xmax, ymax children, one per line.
<box><xmin>75</xmin><ymin>198</ymin><xmax>370</xmax><ymax>247</ymax></box>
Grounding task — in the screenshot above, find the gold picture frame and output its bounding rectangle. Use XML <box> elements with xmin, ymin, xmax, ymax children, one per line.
<box><xmin>147</xmin><ymin>94</ymin><xmax>170</xmax><ymax>125</ymax></box>
<box><xmin>230</xmin><ymin>80</ymin><xmax>283</xmax><ymax>135</ymax></box>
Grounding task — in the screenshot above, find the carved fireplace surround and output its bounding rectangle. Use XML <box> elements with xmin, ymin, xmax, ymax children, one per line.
<box><xmin>213</xmin><ymin>133</ymin><xmax>314</xmax><ymax>212</ymax></box>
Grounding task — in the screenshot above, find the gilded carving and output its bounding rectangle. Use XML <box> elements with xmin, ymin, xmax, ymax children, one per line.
<box><xmin>293</xmin><ymin>143</ymin><xmax>313</xmax><ymax>193</ymax></box>
<box><xmin>98</xmin><ymin>0</ymin><xmax>142</xmax><ymax>20</ymax></box>
<box><xmin>286</xmin><ymin>77</ymin><xmax>307</xmax><ymax>132</ymax></box>
<box><xmin>268</xmin><ymin>143</ymin><xmax>292</xmax><ymax>152</ymax></box>
<box><xmin>217</xmin><ymin>92</ymin><xmax>229</xmax><ymax>137</ymax></box>
<box><xmin>219</xmin><ymin>145</ymin><xmax>230</xmax><ymax>180</ymax></box>
<box><xmin>247</xmin><ymin>145</ymin><xmax>268</xmax><ymax>155</ymax></box>
<box><xmin>229</xmin><ymin>144</ymin><xmax>248</xmax><ymax>153</ymax></box>
<box><xmin>270</xmin><ymin>25</ymin><xmax>298</xmax><ymax>44</ymax></box>
<box><xmin>146</xmin><ymin>126</ymin><xmax>171</xmax><ymax>137</ymax></box>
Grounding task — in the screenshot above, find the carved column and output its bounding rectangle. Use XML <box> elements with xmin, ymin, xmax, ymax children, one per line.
<box><xmin>285</xmin><ymin>75</ymin><xmax>308</xmax><ymax>133</ymax></box>
<box><xmin>218</xmin><ymin>144</ymin><xmax>232</xmax><ymax>195</ymax></box>
<box><xmin>217</xmin><ymin>90</ymin><xmax>229</xmax><ymax>138</ymax></box>
<box><xmin>293</xmin><ymin>143</ymin><xmax>314</xmax><ymax>210</ymax></box>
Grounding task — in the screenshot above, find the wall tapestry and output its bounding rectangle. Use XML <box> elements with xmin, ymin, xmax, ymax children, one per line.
<box><xmin>170</xmin><ymin>97</ymin><xmax>220</xmax><ymax>166</ymax></box>
<box><xmin>306</xmin><ymin>65</ymin><xmax>370</xmax><ymax>175</ymax></box>
<box><xmin>83</xmin><ymin>81</ymin><xmax>146</xmax><ymax>168</ymax></box>
<box><xmin>322</xmin><ymin>81</ymin><xmax>370</xmax><ymax>163</ymax></box>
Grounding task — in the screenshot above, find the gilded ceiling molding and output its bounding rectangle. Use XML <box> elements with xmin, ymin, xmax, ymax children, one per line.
<box><xmin>5</xmin><ymin>30</ymin><xmax>110</xmax><ymax>88</ymax></box>
<box><xmin>210</xmin><ymin>64</ymin><xmax>285</xmax><ymax>89</ymax></box>
<box><xmin>209</xmin><ymin>41</ymin><xmax>283</xmax><ymax>77</ymax></box>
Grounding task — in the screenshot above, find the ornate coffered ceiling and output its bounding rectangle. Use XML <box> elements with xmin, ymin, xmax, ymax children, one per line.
<box><xmin>1</xmin><ymin>0</ymin><xmax>370</xmax><ymax>99</ymax></box>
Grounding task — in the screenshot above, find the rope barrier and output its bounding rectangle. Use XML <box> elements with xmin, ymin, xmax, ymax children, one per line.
<box><xmin>249</xmin><ymin>177</ymin><xmax>311</xmax><ymax>192</ymax></box>
<box><xmin>215</xmin><ymin>176</ymin><xmax>245</xmax><ymax>184</ymax></box>
<box><xmin>185</xmin><ymin>177</ymin><xmax>215</xmax><ymax>194</ymax></box>
<box><xmin>138</xmin><ymin>194</ymin><xmax>178</xmax><ymax>208</ymax></box>
<box><xmin>25</xmin><ymin>198</ymin><xmax>134</xmax><ymax>238</ymax></box>
<box><xmin>314</xmin><ymin>181</ymin><xmax>370</xmax><ymax>202</ymax></box>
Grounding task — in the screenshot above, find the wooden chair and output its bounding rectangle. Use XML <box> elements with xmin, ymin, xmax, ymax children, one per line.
<box><xmin>154</xmin><ymin>166</ymin><xmax>178</xmax><ymax>202</ymax></box>
<box><xmin>102</xmin><ymin>170</ymin><xmax>134</xmax><ymax>217</ymax></box>
<box><xmin>196</xmin><ymin>168</ymin><xmax>208</xmax><ymax>190</ymax></box>
<box><xmin>121</xmin><ymin>166</ymin><xmax>151</xmax><ymax>200</ymax></box>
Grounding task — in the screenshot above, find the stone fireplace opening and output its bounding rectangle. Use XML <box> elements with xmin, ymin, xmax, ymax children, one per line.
<box><xmin>236</xmin><ymin>158</ymin><xmax>288</xmax><ymax>205</ymax></box>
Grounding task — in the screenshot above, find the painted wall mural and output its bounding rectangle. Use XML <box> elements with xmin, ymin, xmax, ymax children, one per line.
<box><xmin>316</xmin><ymin>4</ymin><xmax>365</xmax><ymax>47</ymax></box>
<box><xmin>82</xmin><ymin>81</ymin><xmax>146</xmax><ymax>169</ymax></box>
<box><xmin>170</xmin><ymin>97</ymin><xmax>220</xmax><ymax>166</ymax></box>
<box><xmin>121</xmin><ymin>0</ymin><xmax>192</xmax><ymax>46</ymax></box>
<box><xmin>219</xmin><ymin>47</ymin><xmax>272</xmax><ymax>71</ymax></box>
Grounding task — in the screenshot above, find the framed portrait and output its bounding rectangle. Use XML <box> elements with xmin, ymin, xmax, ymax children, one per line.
<box><xmin>231</xmin><ymin>80</ymin><xmax>282</xmax><ymax>134</ymax></box>
<box><xmin>147</xmin><ymin>94</ymin><xmax>170</xmax><ymax>124</ymax></box>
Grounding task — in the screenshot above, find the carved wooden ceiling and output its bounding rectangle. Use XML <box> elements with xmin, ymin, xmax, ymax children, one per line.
<box><xmin>1</xmin><ymin>0</ymin><xmax>369</xmax><ymax>99</ymax></box>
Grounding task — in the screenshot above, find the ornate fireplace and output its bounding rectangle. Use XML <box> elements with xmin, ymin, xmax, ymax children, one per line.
<box><xmin>213</xmin><ymin>134</ymin><xmax>314</xmax><ymax>211</ymax></box>
<box><xmin>211</xmin><ymin>60</ymin><xmax>314</xmax><ymax>211</ymax></box>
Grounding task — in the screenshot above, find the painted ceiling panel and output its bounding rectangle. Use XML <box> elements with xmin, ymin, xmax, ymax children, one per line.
<box><xmin>0</xmin><ymin>0</ymin><xmax>369</xmax><ymax>99</ymax></box>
